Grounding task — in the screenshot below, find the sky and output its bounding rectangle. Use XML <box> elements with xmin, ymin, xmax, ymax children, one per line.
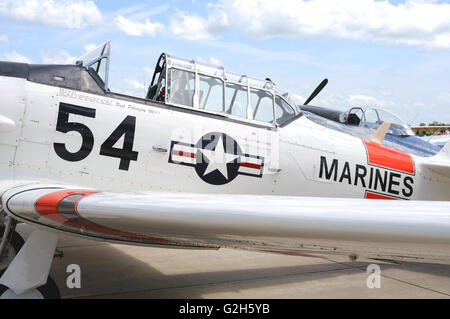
<box><xmin>0</xmin><ymin>0</ymin><xmax>449</xmax><ymax>125</ymax></box>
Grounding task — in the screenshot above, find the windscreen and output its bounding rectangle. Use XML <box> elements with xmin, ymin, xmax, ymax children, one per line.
<box><xmin>76</xmin><ymin>41</ymin><xmax>111</xmax><ymax>90</ymax></box>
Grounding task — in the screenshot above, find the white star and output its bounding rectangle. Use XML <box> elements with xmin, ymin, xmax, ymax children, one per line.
<box><xmin>200</xmin><ymin>135</ymin><xmax>239</xmax><ymax>180</ymax></box>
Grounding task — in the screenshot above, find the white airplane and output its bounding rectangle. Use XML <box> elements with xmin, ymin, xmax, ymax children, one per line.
<box><xmin>0</xmin><ymin>41</ymin><xmax>449</xmax><ymax>298</ymax></box>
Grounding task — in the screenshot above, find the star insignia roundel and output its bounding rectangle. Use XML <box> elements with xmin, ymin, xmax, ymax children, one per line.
<box><xmin>169</xmin><ymin>132</ymin><xmax>264</xmax><ymax>185</ymax></box>
<box><xmin>194</xmin><ymin>132</ymin><xmax>242</xmax><ymax>185</ymax></box>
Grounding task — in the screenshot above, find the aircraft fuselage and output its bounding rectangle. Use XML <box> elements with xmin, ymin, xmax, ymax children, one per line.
<box><xmin>0</xmin><ymin>74</ymin><xmax>449</xmax><ymax>201</ymax></box>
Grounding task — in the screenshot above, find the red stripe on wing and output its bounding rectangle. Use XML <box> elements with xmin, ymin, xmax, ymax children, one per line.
<box><xmin>35</xmin><ymin>189</ymin><xmax>99</xmax><ymax>223</ymax></box>
<box><xmin>34</xmin><ymin>189</ymin><xmax>171</xmax><ymax>243</ymax></box>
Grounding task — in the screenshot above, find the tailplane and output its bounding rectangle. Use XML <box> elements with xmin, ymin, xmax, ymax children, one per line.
<box><xmin>422</xmin><ymin>141</ymin><xmax>450</xmax><ymax>178</ymax></box>
<box><xmin>438</xmin><ymin>140</ymin><xmax>450</xmax><ymax>160</ymax></box>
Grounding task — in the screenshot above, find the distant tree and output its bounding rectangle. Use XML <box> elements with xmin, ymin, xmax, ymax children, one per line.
<box><xmin>429</xmin><ymin>121</ymin><xmax>450</xmax><ymax>126</ymax></box>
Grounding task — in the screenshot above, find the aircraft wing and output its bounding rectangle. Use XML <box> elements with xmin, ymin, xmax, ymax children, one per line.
<box><xmin>2</xmin><ymin>183</ymin><xmax>450</xmax><ymax>260</ymax></box>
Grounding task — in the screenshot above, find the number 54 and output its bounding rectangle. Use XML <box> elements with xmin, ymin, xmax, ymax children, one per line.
<box><xmin>54</xmin><ymin>102</ymin><xmax>139</xmax><ymax>171</ymax></box>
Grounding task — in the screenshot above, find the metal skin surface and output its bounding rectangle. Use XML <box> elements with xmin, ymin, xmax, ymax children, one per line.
<box><xmin>0</xmin><ymin>60</ymin><xmax>450</xmax><ymax>265</ymax></box>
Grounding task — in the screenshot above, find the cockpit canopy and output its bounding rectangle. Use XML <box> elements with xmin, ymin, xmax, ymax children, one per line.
<box><xmin>341</xmin><ymin>107</ymin><xmax>415</xmax><ymax>136</ymax></box>
<box><xmin>74</xmin><ymin>42</ymin><xmax>300</xmax><ymax>126</ymax></box>
<box><xmin>76</xmin><ymin>41</ymin><xmax>111</xmax><ymax>91</ymax></box>
<box><xmin>147</xmin><ymin>53</ymin><xmax>300</xmax><ymax>126</ymax></box>
<box><xmin>301</xmin><ymin>104</ymin><xmax>414</xmax><ymax>137</ymax></box>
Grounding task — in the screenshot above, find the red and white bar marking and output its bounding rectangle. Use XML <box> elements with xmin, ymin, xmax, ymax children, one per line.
<box><xmin>171</xmin><ymin>144</ymin><xmax>198</xmax><ymax>165</ymax></box>
<box><xmin>239</xmin><ymin>155</ymin><xmax>263</xmax><ymax>176</ymax></box>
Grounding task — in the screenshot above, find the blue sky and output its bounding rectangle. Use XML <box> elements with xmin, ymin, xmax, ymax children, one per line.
<box><xmin>0</xmin><ymin>0</ymin><xmax>449</xmax><ymax>125</ymax></box>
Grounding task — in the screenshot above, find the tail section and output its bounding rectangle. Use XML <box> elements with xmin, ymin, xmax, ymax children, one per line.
<box><xmin>439</xmin><ymin>140</ymin><xmax>450</xmax><ymax>160</ymax></box>
<box><xmin>422</xmin><ymin>141</ymin><xmax>450</xmax><ymax>178</ymax></box>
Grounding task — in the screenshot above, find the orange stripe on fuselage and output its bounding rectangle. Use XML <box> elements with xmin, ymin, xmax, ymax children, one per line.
<box><xmin>363</xmin><ymin>141</ymin><xmax>414</xmax><ymax>175</ymax></box>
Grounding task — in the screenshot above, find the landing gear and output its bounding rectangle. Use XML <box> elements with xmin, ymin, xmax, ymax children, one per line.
<box><xmin>0</xmin><ymin>216</ymin><xmax>60</xmax><ymax>299</ymax></box>
<box><xmin>0</xmin><ymin>218</ymin><xmax>24</xmax><ymax>272</ymax></box>
<box><xmin>0</xmin><ymin>269</ymin><xmax>60</xmax><ymax>299</ymax></box>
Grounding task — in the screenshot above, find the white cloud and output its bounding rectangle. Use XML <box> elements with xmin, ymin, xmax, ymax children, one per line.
<box><xmin>289</xmin><ymin>94</ymin><xmax>306</xmax><ymax>105</ymax></box>
<box><xmin>117</xmin><ymin>4</ymin><xmax>169</xmax><ymax>22</ymax></box>
<box><xmin>196</xmin><ymin>56</ymin><xmax>223</xmax><ymax>66</ymax></box>
<box><xmin>114</xmin><ymin>15</ymin><xmax>164</xmax><ymax>37</ymax></box>
<box><xmin>0</xmin><ymin>51</ymin><xmax>34</xmax><ymax>63</ymax></box>
<box><xmin>124</xmin><ymin>78</ymin><xmax>146</xmax><ymax>91</ymax></box>
<box><xmin>169</xmin><ymin>12</ymin><xmax>218</xmax><ymax>41</ymax></box>
<box><xmin>348</xmin><ymin>94</ymin><xmax>394</xmax><ymax>108</ymax></box>
<box><xmin>314</xmin><ymin>93</ymin><xmax>348</xmax><ymax>109</ymax></box>
<box><xmin>83</xmin><ymin>44</ymin><xmax>98</xmax><ymax>52</ymax></box>
<box><xmin>122</xmin><ymin>78</ymin><xmax>147</xmax><ymax>98</ymax></box>
<box><xmin>0</xmin><ymin>0</ymin><xmax>103</xmax><ymax>29</ymax></box>
<box><xmin>170</xmin><ymin>0</ymin><xmax>450</xmax><ymax>50</ymax></box>
<box><xmin>209</xmin><ymin>57</ymin><xmax>222</xmax><ymax>66</ymax></box>
<box><xmin>436</xmin><ymin>92</ymin><xmax>450</xmax><ymax>103</ymax></box>
<box><xmin>144</xmin><ymin>67</ymin><xmax>153</xmax><ymax>76</ymax></box>
<box><xmin>41</xmin><ymin>49</ymin><xmax>77</xmax><ymax>64</ymax></box>
<box><xmin>0</xmin><ymin>34</ymin><xmax>8</xmax><ymax>43</ymax></box>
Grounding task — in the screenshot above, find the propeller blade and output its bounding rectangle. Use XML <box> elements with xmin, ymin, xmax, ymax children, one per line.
<box><xmin>304</xmin><ymin>78</ymin><xmax>328</xmax><ymax>105</ymax></box>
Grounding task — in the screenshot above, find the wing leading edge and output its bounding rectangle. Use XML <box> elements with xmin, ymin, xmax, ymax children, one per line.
<box><xmin>2</xmin><ymin>184</ymin><xmax>450</xmax><ymax>260</ymax></box>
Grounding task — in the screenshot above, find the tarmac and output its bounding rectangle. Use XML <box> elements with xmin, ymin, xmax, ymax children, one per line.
<box><xmin>16</xmin><ymin>224</ymin><xmax>450</xmax><ymax>299</ymax></box>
